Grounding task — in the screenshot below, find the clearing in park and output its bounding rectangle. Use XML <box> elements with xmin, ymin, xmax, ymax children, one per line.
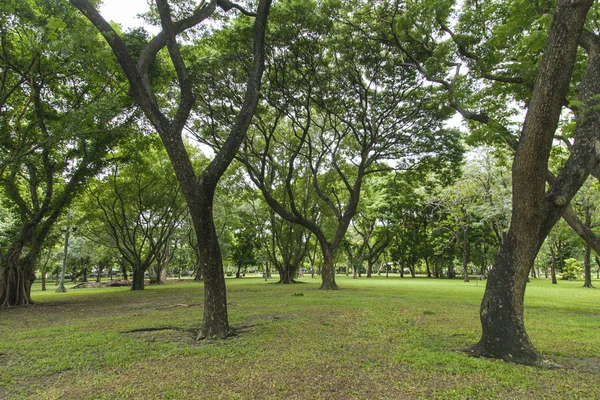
<box><xmin>0</xmin><ymin>276</ymin><xmax>598</xmax><ymax>399</ymax></box>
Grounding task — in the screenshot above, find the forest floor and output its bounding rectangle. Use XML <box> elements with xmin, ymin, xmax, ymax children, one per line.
<box><xmin>0</xmin><ymin>276</ymin><xmax>598</xmax><ymax>399</ymax></box>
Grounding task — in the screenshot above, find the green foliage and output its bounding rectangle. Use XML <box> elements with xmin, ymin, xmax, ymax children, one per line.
<box><xmin>562</xmin><ymin>258</ymin><xmax>582</xmax><ymax>281</ymax></box>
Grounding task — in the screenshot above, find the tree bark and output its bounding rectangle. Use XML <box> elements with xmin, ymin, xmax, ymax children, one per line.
<box><xmin>550</xmin><ymin>242</ymin><xmax>558</xmax><ymax>284</ymax></box>
<box><xmin>470</xmin><ymin>0</ymin><xmax>595</xmax><ymax>365</ymax></box>
<box><xmin>319</xmin><ymin>242</ymin><xmax>338</xmax><ymax>290</ymax></box>
<box><xmin>277</xmin><ymin>264</ymin><xmax>298</xmax><ymax>284</ymax></box>
<box><xmin>131</xmin><ymin>267</ymin><xmax>146</xmax><ymax>291</ymax></box>
<box><xmin>582</xmin><ymin>199</ymin><xmax>594</xmax><ymax>288</ymax></box>
<box><xmin>462</xmin><ymin>224</ymin><xmax>470</xmax><ymax>282</ymax></box>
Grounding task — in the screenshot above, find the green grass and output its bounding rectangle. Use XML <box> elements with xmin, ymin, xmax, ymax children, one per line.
<box><xmin>1</xmin><ymin>276</ymin><xmax>599</xmax><ymax>399</ymax></box>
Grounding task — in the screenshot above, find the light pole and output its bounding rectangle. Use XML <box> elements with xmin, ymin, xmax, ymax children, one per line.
<box><xmin>56</xmin><ymin>209</ymin><xmax>72</xmax><ymax>293</ymax></box>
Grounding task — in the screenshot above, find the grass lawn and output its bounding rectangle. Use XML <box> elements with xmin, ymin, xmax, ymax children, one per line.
<box><xmin>0</xmin><ymin>276</ymin><xmax>598</xmax><ymax>399</ymax></box>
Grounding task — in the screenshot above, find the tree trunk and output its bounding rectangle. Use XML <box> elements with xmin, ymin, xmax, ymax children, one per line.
<box><xmin>583</xmin><ymin>199</ymin><xmax>594</xmax><ymax>288</ymax></box>
<box><xmin>463</xmin><ymin>225</ymin><xmax>470</xmax><ymax>282</ymax></box>
<box><xmin>278</xmin><ymin>264</ymin><xmax>297</xmax><ymax>284</ymax></box>
<box><xmin>194</xmin><ymin>254</ymin><xmax>203</xmax><ymax>282</ymax></box>
<box><xmin>583</xmin><ymin>244</ymin><xmax>594</xmax><ymax>288</ymax></box>
<box><xmin>0</xmin><ymin>244</ymin><xmax>35</xmax><ymax>306</ymax></box>
<box><xmin>550</xmin><ymin>243</ymin><xmax>558</xmax><ymax>284</ymax></box>
<box><xmin>235</xmin><ymin>262</ymin><xmax>242</xmax><ymax>279</ymax></box>
<box><xmin>131</xmin><ymin>267</ymin><xmax>145</xmax><ymax>290</ymax></box>
<box><xmin>195</xmin><ymin>194</ymin><xmax>230</xmax><ymax>340</ymax></box>
<box><xmin>470</xmin><ymin>236</ymin><xmax>543</xmax><ymax>364</ymax></box>
<box><xmin>319</xmin><ymin>243</ymin><xmax>338</xmax><ymax>290</ymax></box>
<box><xmin>366</xmin><ymin>259</ymin><xmax>373</xmax><ymax>278</ymax></box>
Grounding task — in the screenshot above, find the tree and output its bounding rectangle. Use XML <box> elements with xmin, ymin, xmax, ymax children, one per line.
<box><xmin>234</xmin><ymin>0</ymin><xmax>462</xmax><ymax>289</ymax></box>
<box><xmin>81</xmin><ymin>145</ymin><xmax>187</xmax><ymax>290</ymax></box>
<box><xmin>0</xmin><ymin>0</ymin><xmax>133</xmax><ymax>306</ymax></box>
<box><xmin>469</xmin><ymin>0</ymin><xmax>597</xmax><ymax>364</ymax></box>
<box><xmin>352</xmin><ymin>0</ymin><xmax>597</xmax><ymax>363</ymax></box>
<box><xmin>69</xmin><ymin>0</ymin><xmax>272</xmax><ymax>339</ymax></box>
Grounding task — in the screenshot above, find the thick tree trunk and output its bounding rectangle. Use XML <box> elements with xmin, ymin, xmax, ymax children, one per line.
<box><xmin>366</xmin><ymin>259</ymin><xmax>373</xmax><ymax>278</ymax></box>
<box><xmin>131</xmin><ymin>267</ymin><xmax>145</xmax><ymax>290</ymax></box>
<box><xmin>277</xmin><ymin>264</ymin><xmax>297</xmax><ymax>284</ymax></box>
<box><xmin>0</xmin><ymin>243</ymin><xmax>35</xmax><ymax>307</ymax></box>
<box><xmin>470</xmin><ymin>236</ymin><xmax>543</xmax><ymax>364</ymax></box>
<box><xmin>319</xmin><ymin>243</ymin><xmax>338</xmax><ymax>290</ymax></box>
<box><xmin>470</xmin><ymin>0</ymin><xmax>594</xmax><ymax>365</ymax></box>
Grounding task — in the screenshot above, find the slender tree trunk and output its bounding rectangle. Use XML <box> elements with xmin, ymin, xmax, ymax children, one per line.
<box><xmin>41</xmin><ymin>267</ymin><xmax>46</xmax><ymax>291</ymax></box>
<box><xmin>463</xmin><ymin>225</ymin><xmax>470</xmax><ymax>282</ymax></box>
<box><xmin>583</xmin><ymin>199</ymin><xmax>594</xmax><ymax>288</ymax></box>
<box><xmin>583</xmin><ymin>244</ymin><xmax>594</xmax><ymax>288</ymax></box>
<box><xmin>195</xmin><ymin>193</ymin><xmax>230</xmax><ymax>340</ymax></box>
<box><xmin>550</xmin><ymin>243</ymin><xmax>558</xmax><ymax>284</ymax></box>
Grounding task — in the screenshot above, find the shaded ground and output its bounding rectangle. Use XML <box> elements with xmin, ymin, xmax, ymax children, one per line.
<box><xmin>0</xmin><ymin>277</ymin><xmax>598</xmax><ymax>399</ymax></box>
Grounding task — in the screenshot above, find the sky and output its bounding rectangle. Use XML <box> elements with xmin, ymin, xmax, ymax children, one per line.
<box><xmin>98</xmin><ymin>0</ymin><xmax>153</xmax><ymax>30</ymax></box>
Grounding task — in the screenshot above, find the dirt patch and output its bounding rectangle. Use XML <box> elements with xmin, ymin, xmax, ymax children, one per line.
<box><xmin>563</xmin><ymin>357</ymin><xmax>600</xmax><ymax>374</ymax></box>
<box><xmin>72</xmin><ymin>280</ymin><xmax>131</xmax><ymax>289</ymax></box>
<box><xmin>244</xmin><ymin>314</ymin><xmax>295</xmax><ymax>324</ymax></box>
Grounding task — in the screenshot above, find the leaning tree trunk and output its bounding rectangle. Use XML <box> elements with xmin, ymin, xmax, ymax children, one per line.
<box><xmin>470</xmin><ymin>235</ymin><xmax>543</xmax><ymax>364</ymax></box>
<box><xmin>470</xmin><ymin>0</ymin><xmax>594</xmax><ymax>365</ymax></box>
